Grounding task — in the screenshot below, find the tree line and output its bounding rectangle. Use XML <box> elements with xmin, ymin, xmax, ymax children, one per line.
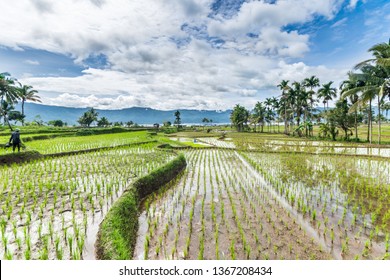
<box><xmin>230</xmin><ymin>39</ymin><xmax>390</xmax><ymax>144</ymax></box>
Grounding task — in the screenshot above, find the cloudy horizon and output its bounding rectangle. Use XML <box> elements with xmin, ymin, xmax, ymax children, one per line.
<box><xmin>1</xmin><ymin>0</ymin><xmax>389</xmax><ymax>110</ymax></box>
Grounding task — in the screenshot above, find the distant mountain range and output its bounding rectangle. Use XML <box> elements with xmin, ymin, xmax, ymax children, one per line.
<box><xmin>16</xmin><ymin>103</ymin><xmax>232</xmax><ymax>125</ymax></box>
<box><xmin>14</xmin><ymin>103</ymin><xmax>385</xmax><ymax>126</ymax></box>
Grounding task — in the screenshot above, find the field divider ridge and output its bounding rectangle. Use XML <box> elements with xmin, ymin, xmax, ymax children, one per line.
<box><xmin>95</xmin><ymin>153</ymin><xmax>187</xmax><ymax>260</ymax></box>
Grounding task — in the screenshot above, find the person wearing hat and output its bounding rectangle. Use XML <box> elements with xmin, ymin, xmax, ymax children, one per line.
<box><xmin>9</xmin><ymin>128</ymin><xmax>21</xmax><ymax>152</ymax></box>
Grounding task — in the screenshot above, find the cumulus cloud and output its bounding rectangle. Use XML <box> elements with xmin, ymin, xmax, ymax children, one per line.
<box><xmin>1</xmin><ymin>0</ymin><xmax>354</xmax><ymax>110</ymax></box>
<box><xmin>208</xmin><ymin>0</ymin><xmax>344</xmax><ymax>56</ymax></box>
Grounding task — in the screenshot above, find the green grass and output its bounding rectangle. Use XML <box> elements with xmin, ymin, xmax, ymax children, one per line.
<box><xmin>0</xmin><ymin>131</ymin><xmax>152</xmax><ymax>155</ymax></box>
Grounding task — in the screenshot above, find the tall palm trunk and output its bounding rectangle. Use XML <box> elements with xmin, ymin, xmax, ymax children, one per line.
<box><xmin>368</xmin><ymin>99</ymin><xmax>372</xmax><ymax>144</ymax></box>
<box><xmin>310</xmin><ymin>97</ymin><xmax>314</xmax><ymax>137</ymax></box>
<box><xmin>284</xmin><ymin>107</ymin><xmax>287</xmax><ymax>134</ymax></box>
<box><xmin>355</xmin><ymin>111</ymin><xmax>358</xmax><ymax>140</ymax></box>
<box><xmin>378</xmin><ymin>95</ymin><xmax>381</xmax><ymax>144</ymax></box>
<box><xmin>21</xmin><ymin>99</ymin><xmax>25</xmax><ymax>126</ymax></box>
<box><xmin>4</xmin><ymin>114</ymin><xmax>13</xmax><ymax>131</ymax></box>
<box><xmin>303</xmin><ymin>109</ymin><xmax>307</xmax><ymax>137</ymax></box>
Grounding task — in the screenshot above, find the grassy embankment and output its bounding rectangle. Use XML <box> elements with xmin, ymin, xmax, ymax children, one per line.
<box><xmin>96</xmin><ymin>153</ymin><xmax>187</xmax><ymax>259</ymax></box>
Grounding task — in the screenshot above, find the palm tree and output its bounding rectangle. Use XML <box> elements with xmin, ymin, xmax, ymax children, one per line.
<box><xmin>298</xmin><ymin>87</ymin><xmax>311</xmax><ymax>136</ymax></box>
<box><xmin>0</xmin><ymin>100</ymin><xmax>15</xmax><ymax>130</ymax></box>
<box><xmin>291</xmin><ymin>81</ymin><xmax>306</xmax><ymax>128</ymax></box>
<box><xmin>340</xmin><ymin>66</ymin><xmax>384</xmax><ymax>144</ymax></box>
<box><xmin>354</xmin><ymin>40</ymin><xmax>390</xmax><ymax>144</ymax></box>
<box><xmin>0</xmin><ymin>73</ymin><xmax>20</xmax><ymax>130</ymax></box>
<box><xmin>17</xmin><ymin>83</ymin><xmax>41</xmax><ymax>126</ymax></box>
<box><xmin>0</xmin><ymin>73</ymin><xmax>19</xmax><ymax>103</ymax></box>
<box><xmin>383</xmin><ymin>101</ymin><xmax>390</xmax><ymax>118</ymax></box>
<box><xmin>277</xmin><ymin>80</ymin><xmax>290</xmax><ymax>134</ymax></box>
<box><xmin>318</xmin><ymin>82</ymin><xmax>337</xmax><ymax>110</ymax></box>
<box><xmin>303</xmin><ymin>76</ymin><xmax>320</xmax><ymax>136</ymax></box>
<box><xmin>252</xmin><ymin>102</ymin><xmax>266</xmax><ymax>132</ymax></box>
<box><xmin>230</xmin><ymin>104</ymin><xmax>249</xmax><ymax>132</ymax></box>
<box><xmin>340</xmin><ymin>72</ymin><xmax>361</xmax><ymax>140</ymax></box>
<box><xmin>356</xmin><ymin>39</ymin><xmax>390</xmax><ymax>68</ymax></box>
<box><xmin>264</xmin><ymin>97</ymin><xmax>274</xmax><ymax>132</ymax></box>
<box><xmin>270</xmin><ymin>97</ymin><xmax>280</xmax><ymax>133</ymax></box>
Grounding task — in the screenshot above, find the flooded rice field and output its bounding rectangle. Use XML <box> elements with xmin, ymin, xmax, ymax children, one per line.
<box><xmin>135</xmin><ymin>147</ymin><xmax>390</xmax><ymax>260</ymax></box>
<box><xmin>0</xmin><ymin>144</ymin><xmax>174</xmax><ymax>259</ymax></box>
<box><xmin>2</xmin><ymin>132</ymin><xmax>389</xmax><ymax>260</ymax></box>
<box><xmin>189</xmin><ymin>137</ymin><xmax>390</xmax><ymax>158</ymax></box>
<box><xmin>134</xmin><ymin>149</ymin><xmax>331</xmax><ymax>260</ymax></box>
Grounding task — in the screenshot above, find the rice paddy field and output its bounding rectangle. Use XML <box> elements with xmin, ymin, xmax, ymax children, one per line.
<box><xmin>0</xmin><ymin>131</ymin><xmax>151</xmax><ymax>155</ymax></box>
<box><xmin>0</xmin><ymin>127</ymin><xmax>389</xmax><ymax>260</ymax></box>
<box><xmin>0</xmin><ymin>142</ymin><xmax>175</xmax><ymax>260</ymax></box>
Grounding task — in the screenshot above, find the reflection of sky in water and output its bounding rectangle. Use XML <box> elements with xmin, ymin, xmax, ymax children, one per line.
<box><xmin>244</xmin><ymin>151</ymin><xmax>390</xmax><ymax>257</ymax></box>
<box><xmin>244</xmin><ymin>139</ymin><xmax>390</xmax><ymax>158</ymax></box>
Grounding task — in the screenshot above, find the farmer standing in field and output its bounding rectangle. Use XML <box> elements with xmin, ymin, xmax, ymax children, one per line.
<box><xmin>9</xmin><ymin>128</ymin><xmax>21</xmax><ymax>152</ymax></box>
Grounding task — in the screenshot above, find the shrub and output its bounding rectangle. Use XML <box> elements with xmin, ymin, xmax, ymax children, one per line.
<box><xmin>76</xmin><ymin>129</ymin><xmax>95</xmax><ymax>136</ymax></box>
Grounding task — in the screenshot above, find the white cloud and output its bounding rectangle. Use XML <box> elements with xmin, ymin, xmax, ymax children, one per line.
<box><xmin>347</xmin><ymin>0</ymin><xmax>359</xmax><ymax>10</ymax></box>
<box><xmin>208</xmin><ymin>0</ymin><xmax>344</xmax><ymax>57</ymax></box>
<box><xmin>24</xmin><ymin>60</ymin><xmax>40</xmax><ymax>65</ymax></box>
<box><xmin>331</xmin><ymin>17</ymin><xmax>348</xmax><ymax>28</ymax></box>
<box><xmin>1</xmin><ymin>0</ymin><xmax>353</xmax><ymax>110</ymax></box>
<box><xmin>21</xmin><ymin>56</ymin><xmax>349</xmax><ymax>110</ymax></box>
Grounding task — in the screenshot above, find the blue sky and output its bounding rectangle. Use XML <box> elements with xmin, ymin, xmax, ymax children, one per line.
<box><xmin>0</xmin><ymin>0</ymin><xmax>389</xmax><ymax>110</ymax></box>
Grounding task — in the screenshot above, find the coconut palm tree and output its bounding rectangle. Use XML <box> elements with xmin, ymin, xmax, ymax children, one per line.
<box><xmin>290</xmin><ymin>81</ymin><xmax>306</xmax><ymax>128</ymax></box>
<box><xmin>17</xmin><ymin>83</ymin><xmax>41</xmax><ymax>126</ymax></box>
<box><xmin>303</xmin><ymin>76</ymin><xmax>320</xmax><ymax>136</ymax></box>
<box><xmin>340</xmin><ymin>73</ymin><xmax>361</xmax><ymax>140</ymax></box>
<box><xmin>230</xmin><ymin>104</ymin><xmax>249</xmax><ymax>132</ymax></box>
<box><xmin>0</xmin><ymin>73</ymin><xmax>20</xmax><ymax>130</ymax></box>
<box><xmin>0</xmin><ymin>100</ymin><xmax>15</xmax><ymax>130</ymax></box>
<box><xmin>383</xmin><ymin>101</ymin><xmax>390</xmax><ymax>118</ymax></box>
<box><xmin>277</xmin><ymin>80</ymin><xmax>291</xmax><ymax>134</ymax></box>
<box><xmin>270</xmin><ymin>97</ymin><xmax>280</xmax><ymax>133</ymax></box>
<box><xmin>264</xmin><ymin>97</ymin><xmax>275</xmax><ymax>132</ymax></box>
<box><xmin>252</xmin><ymin>101</ymin><xmax>266</xmax><ymax>132</ymax></box>
<box><xmin>341</xmin><ymin>65</ymin><xmax>385</xmax><ymax>144</ymax></box>
<box><xmin>298</xmin><ymin>86</ymin><xmax>311</xmax><ymax>136</ymax></box>
<box><xmin>318</xmin><ymin>82</ymin><xmax>337</xmax><ymax>110</ymax></box>
<box><xmin>354</xmin><ymin>40</ymin><xmax>390</xmax><ymax>144</ymax></box>
<box><xmin>0</xmin><ymin>72</ymin><xmax>19</xmax><ymax>103</ymax></box>
<box><xmin>356</xmin><ymin>39</ymin><xmax>390</xmax><ymax>68</ymax></box>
